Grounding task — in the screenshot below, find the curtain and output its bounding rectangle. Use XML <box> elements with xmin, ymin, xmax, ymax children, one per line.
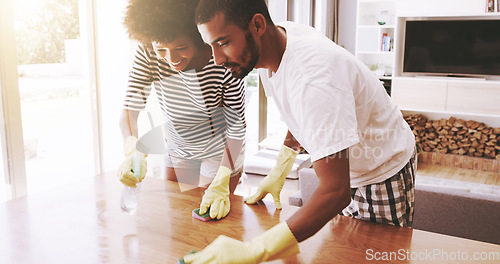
<box><xmin>284</xmin><ymin>0</ymin><xmax>339</xmax><ymax>42</ymax></box>
<box><xmin>313</xmin><ymin>0</ymin><xmax>339</xmax><ymax>42</ymax></box>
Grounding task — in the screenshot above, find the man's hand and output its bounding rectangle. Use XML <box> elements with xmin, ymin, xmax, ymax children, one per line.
<box><xmin>199</xmin><ymin>166</ymin><xmax>232</xmax><ymax>219</ymax></box>
<box><xmin>244</xmin><ymin>145</ymin><xmax>298</xmax><ymax>209</ymax></box>
<box><xmin>183</xmin><ymin>222</ymin><xmax>299</xmax><ymax>264</ymax></box>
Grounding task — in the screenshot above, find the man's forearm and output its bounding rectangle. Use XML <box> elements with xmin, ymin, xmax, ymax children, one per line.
<box><xmin>283</xmin><ymin>130</ymin><xmax>300</xmax><ymax>152</ymax></box>
<box><xmin>286</xmin><ymin>149</ymin><xmax>352</xmax><ymax>242</ymax></box>
<box><xmin>286</xmin><ymin>182</ymin><xmax>350</xmax><ymax>242</ymax></box>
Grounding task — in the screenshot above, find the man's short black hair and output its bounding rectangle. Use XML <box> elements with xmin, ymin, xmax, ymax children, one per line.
<box><xmin>124</xmin><ymin>0</ymin><xmax>203</xmax><ymax>46</ymax></box>
<box><xmin>195</xmin><ymin>0</ymin><xmax>274</xmax><ymax>30</ymax></box>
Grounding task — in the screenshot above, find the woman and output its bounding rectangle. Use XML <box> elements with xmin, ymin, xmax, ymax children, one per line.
<box><xmin>118</xmin><ymin>0</ymin><xmax>246</xmax><ymax>220</ymax></box>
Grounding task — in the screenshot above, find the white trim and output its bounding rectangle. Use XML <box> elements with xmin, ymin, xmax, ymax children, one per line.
<box><xmin>0</xmin><ymin>0</ymin><xmax>27</xmax><ymax>198</ymax></box>
<box><xmin>80</xmin><ymin>0</ymin><xmax>103</xmax><ymax>174</ymax></box>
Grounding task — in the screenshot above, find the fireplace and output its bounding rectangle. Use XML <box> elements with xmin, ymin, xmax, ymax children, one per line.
<box><xmin>405</xmin><ymin>114</ymin><xmax>500</xmax><ymax>173</ymax></box>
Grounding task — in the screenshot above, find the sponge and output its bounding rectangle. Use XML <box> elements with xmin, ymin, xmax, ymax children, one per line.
<box><xmin>192</xmin><ymin>208</ymin><xmax>211</xmax><ymax>222</ymax></box>
<box><xmin>178</xmin><ymin>250</ymin><xmax>196</xmax><ymax>264</ymax></box>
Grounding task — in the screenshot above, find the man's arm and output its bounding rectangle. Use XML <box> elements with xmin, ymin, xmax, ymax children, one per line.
<box><xmin>286</xmin><ymin>149</ymin><xmax>352</xmax><ymax>242</ymax></box>
<box><xmin>183</xmin><ymin>149</ymin><xmax>352</xmax><ymax>263</ymax></box>
<box><xmin>244</xmin><ymin>130</ymin><xmax>300</xmax><ymax>209</ymax></box>
<box><xmin>283</xmin><ymin>130</ymin><xmax>300</xmax><ymax>152</ymax></box>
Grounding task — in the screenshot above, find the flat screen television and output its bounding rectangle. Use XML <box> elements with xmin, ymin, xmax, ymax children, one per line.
<box><xmin>403</xmin><ymin>18</ymin><xmax>500</xmax><ymax>77</ymax></box>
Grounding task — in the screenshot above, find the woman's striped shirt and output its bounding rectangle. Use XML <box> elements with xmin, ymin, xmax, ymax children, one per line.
<box><xmin>123</xmin><ymin>44</ymin><xmax>246</xmax><ymax>160</ymax></box>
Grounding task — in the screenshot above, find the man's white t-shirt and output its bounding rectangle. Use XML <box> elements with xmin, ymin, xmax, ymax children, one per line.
<box><xmin>259</xmin><ymin>21</ymin><xmax>415</xmax><ymax>187</ymax></box>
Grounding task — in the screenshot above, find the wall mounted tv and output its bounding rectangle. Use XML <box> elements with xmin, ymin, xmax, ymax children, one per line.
<box><xmin>403</xmin><ymin>18</ymin><xmax>500</xmax><ymax>77</ymax></box>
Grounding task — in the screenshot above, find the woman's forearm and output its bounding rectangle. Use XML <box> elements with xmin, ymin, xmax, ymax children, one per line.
<box><xmin>119</xmin><ymin>109</ymin><xmax>140</xmax><ymax>140</ymax></box>
<box><xmin>221</xmin><ymin>137</ymin><xmax>244</xmax><ymax>170</ymax></box>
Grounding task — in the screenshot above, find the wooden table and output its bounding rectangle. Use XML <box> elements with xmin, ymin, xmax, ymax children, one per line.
<box><xmin>1</xmin><ymin>172</ymin><xmax>499</xmax><ymax>263</ymax></box>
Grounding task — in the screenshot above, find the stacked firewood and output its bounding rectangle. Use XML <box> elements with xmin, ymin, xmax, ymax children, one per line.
<box><xmin>404</xmin><ymin>114</ymin><xmax>500</xmax><ymax>160</ymax></box>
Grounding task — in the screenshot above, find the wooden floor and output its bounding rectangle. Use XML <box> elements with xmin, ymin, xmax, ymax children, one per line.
<box><xmin>417</xmin><ymin>161</ymin><xmax>500</xmax><ymax>186</ymax></box>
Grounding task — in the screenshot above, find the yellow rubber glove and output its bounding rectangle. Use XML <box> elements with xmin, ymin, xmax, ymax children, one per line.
<box><xmin>199</xmin><ymin>166</ymin><xmax>232</xmax><ymax>219</ymax></box>
<box><xmin>183</xmin><ymin>222</ymin><xmax>299</xmax><ymax>264</ymax></box>
<box><xmin>244</xmin><ymin>145</ymin><xmax>298</xmax><ymax>209</ymax></box>
<box><xmin>117</xmin><ymin>136</ymin><xmax>147</xmax><ymax>187</ymax></box>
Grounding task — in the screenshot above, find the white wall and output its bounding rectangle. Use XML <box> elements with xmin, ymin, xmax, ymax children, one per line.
<box><xmin>396</xmin><ymin>0</ymin><xmax>486</xmax><ymax>17</ymax></box>
<box><xmin>338</xmin><ymin>0</ymin><xmax>357</xmax><ymax>54</ymax></box>
<box><xmin>268</xmin><ymin>0</ymin><xmax>289</xmax><ymax>22</ymax></box>
<box><xmin>94</xmin><ymin>0</ymin><xmax>137</xmax><ymax>172</ymax></box>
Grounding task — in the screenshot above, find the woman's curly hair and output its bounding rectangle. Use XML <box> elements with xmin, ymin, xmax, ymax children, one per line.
<box><xmin>124</xmin><ymin>0</ymin><xmax>203</xmax><ymax>46</ymax></box>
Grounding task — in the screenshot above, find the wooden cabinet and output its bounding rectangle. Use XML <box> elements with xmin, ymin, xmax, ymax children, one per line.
<box><xmin>392</xmin><ymin>77</ymin><xmax>500</xmax><ymax>118</ymax></box>
<box><xmin>391</xmin><ymin>78</ymin><xmax>447</xmax><ymax>111</ymax></box>
<box><xmin>446</xmin><ymin>81</ymin><xmax>500</xmax><ymax>115</ymax></box>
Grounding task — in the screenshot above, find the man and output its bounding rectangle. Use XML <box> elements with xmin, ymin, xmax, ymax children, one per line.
<box><xmin>183</xmin><ymin>0</ymin><xmax>416</xmax><ymax>263</ymax></box>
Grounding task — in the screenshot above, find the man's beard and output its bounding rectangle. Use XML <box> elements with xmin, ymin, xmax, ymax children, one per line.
<box><xmin>227</xmin><ymin>30</ymin><xmax>259</xmax><ymax>79</ymax></box>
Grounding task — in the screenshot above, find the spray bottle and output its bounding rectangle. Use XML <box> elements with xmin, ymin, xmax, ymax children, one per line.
<box><xmin>120</xmin><ymin>152</ymin><xmax>142</xmax><ymax>215</ymax></box>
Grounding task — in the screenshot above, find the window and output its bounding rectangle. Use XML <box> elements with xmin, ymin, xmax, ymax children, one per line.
<box><xmin>14</xmin><ymin>0</ymin><xmax>96</xmax><ymax>195</ymax></box>
<box><xmin>0</xmin><ymin>0</ymin><xmax>108</xmax><ymax>201</ymax></box>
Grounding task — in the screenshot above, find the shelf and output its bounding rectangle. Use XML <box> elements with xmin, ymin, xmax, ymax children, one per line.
<box><xmin>358</xmin><ymin>25</ymin><xmax>395</xmax><ymax>29</ymax></box>
<box><xmin>378</xmin><ymin>75</ymin><xmax>393</xmax><ymax>80</ymax></box>
<box><xmin>356</xmin><ymin>51</ymin><xmax>394</xmax><ymax>55</ymax></box>
<box><xmin>355</xmin><ymin>0</ymin><xmax>396</xmax><ymax>75</ymax></box>
<box><xmin>357</xmin><ymin>1</ymin><xmax>396</xmax><ymax>26</ymax></box>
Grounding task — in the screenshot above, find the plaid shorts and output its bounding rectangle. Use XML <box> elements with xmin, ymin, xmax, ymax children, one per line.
<box><xmin>342</xmin><ymin>149</ymin><xmax>417</xmax><ymax>227</ymax></box>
